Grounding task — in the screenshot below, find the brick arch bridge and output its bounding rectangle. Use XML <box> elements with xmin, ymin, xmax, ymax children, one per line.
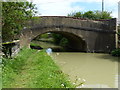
<box><xmin>20</xmin><ymin>16</ymin><xmax>116</xmax><ymax>53</ymax></box>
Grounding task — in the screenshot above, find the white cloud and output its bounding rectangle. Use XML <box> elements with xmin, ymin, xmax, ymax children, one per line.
<box><xmin>31</xmin><ymin>0</ymin><xmax>84</xmax><ymax>16</ymax></box>
<box><xmin>28</xmin><ymin>0</ymin><xmax>119</xmax><ymax>18</ymax></box>
<box><xmin>35</xmin><ymin>1</ymin><xmax>84</xmax><ymax>16</ymax></box>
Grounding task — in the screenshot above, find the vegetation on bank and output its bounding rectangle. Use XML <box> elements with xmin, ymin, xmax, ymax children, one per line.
<box><xmin>30</xmin><ymin>42</ymin><xmax>41</xmax><ymax>47</ymax></box>
<box><xmin>31</xmin><ymin>33</ymin><xmax>70</xmax><ymax>51</ymax></box>
<box><xmin>2</xmin><ymin>48</ymin><xmax>74</xmax><ymax>88</ymax></box>
<box><xmin>111</xmin><ymin>48</ymin><xmax>120</xmax><ymax>57</ymax></box>
<box><xmin>52</xmin><ymin>33</ymin><xmax>69</xmax><ymax>47</ymax></box>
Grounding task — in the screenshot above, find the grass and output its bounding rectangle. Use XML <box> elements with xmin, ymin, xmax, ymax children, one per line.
<box><xmin>30</xmin><ymin>42</ymin><xmax>40</xmax><ymax>47</ymax></box>
<box><xmin>2</xmin><ymin>48</ymin><xmax>74</xmax><ymax>88</ymax></box>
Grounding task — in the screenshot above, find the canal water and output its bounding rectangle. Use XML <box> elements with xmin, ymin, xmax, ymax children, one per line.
<box><xmin>31</xmin><ymin>40</ymin><xmax>119</xmax><ymax>88</ymax></box>
<box><xmin>51</xmin><ymin>52</ymin><xmax>118</xmax><ymax>88</ymax></box>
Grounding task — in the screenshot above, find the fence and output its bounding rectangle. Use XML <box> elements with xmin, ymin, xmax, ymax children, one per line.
<box><xmin>2</xmin><ymin>40</ymin><xmax>20</xmax><ymax>58</ymax></box>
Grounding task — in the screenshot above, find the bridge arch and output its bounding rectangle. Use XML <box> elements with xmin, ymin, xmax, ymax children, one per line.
<box><xmin>20</xmin><ymin>27</ymin><xmax>87</xmax><ymax>52</ymax></box>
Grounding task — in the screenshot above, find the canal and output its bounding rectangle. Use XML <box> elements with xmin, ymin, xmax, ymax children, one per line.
<box><xmin>31</xmin><ymin>40</ymin><xmax>119</xmax><ymax>88</ymax></box>
<box><xmin>51</xmin><ymin>52</ymin><xmax>118</xmax><ymax>88</ymax></box>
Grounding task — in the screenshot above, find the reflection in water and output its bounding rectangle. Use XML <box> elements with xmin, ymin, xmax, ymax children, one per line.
<box><xmin>51</xmin><ymin>53</ymin><xmax>118</xmax><ymax>88</ymax></box>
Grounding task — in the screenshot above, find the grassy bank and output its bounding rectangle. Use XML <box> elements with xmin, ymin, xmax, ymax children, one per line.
<box><xmin>2</xmin><ymin>48</ymin><xmax>74</xmax><ymax>88</ymax></box>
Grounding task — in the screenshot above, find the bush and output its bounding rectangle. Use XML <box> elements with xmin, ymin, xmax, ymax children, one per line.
<box><xmin>59</xmin><ymin>38</ymin><xmax>69</xmax><ymax>47</ymax></box>
<box><xmin>111</xmin><ymin>48</ymin><xmax>120</xmax><ymax>57</ymax></box>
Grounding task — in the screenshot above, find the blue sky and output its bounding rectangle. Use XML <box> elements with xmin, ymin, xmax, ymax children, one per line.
<box><xmin>28</xmin><ymin>0</ymin><xmax>119</xmax><ymax>18</ymax></box>
<box><xmin>71</xmin><ymin>2</ymin><xmax>102</xmax><ymax>11</ymax></box>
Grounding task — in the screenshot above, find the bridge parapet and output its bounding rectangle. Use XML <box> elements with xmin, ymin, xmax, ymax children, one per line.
<box><xmin>26</xmin><ymin>16</ymin><xmax>116</xmax><ymax>33</ymax></box>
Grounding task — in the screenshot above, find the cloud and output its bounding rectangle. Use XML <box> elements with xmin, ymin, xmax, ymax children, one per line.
<box><xmin>32</xmin><ymin>0</ymin><xmax>85</xmax><ymax>16</ymax></box>
<box><xmin>28</xmin><ymin>0</ymin><xmax>119</xmax><ymax>18</ymax></box>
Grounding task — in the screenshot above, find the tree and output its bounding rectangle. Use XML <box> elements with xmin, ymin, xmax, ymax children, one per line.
<box><xmin>83</xmin><ymin>11</ymin><xmax>95</xmax><ymax>19</ymax></box>
<box><xmin>68</xmin><ymin>10</ymin><xmax>112</xmax><ymax>20</ymax></box>
<box><xmin>2</xmin><ymin>1</ymin><xmax>37</xmax><ymax>42</ymax></box>
<box><xmin>94</xmin><ymin>10</ymin><xmax>112</xmax><ymax>19</ymax></box>
<box><xmin>52</xmin><ymin>33</ymin><xmax>64</xmax><ymax>45</ymax></box>
<box><xmin>68</xmin><ymin>12</ymin><xmax>82</xmax><ymax>18</ymax></box>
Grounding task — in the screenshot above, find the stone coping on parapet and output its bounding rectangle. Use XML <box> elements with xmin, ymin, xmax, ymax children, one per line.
<box><xmin>34</xmin><ymin>16</ymin><xmax>116</xmax><ymax>21</ymax></box>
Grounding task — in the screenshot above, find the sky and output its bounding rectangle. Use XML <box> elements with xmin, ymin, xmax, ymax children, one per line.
<box><xmin>27</xmin><ymin>0</ymin><xmax>119</xmax><ymax>19</ymax></box>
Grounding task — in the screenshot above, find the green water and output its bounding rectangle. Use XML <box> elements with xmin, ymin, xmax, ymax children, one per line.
<box><xmin>51</xmin><ymin>52</ymin><xmax>118</xmax><ymax>88</ymax></box>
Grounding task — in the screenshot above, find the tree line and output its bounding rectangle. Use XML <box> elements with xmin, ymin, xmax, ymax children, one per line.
<box><xmin>68</xmin><ymin>10</ymin><xmax>112</xmax><ymax>19</ymax></box>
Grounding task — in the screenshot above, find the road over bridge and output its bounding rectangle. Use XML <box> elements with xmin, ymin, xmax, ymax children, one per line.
<box><xmin>20</xmin><ymin>16</ymin><xmax>117</xmax><ymax>53</ymax></box>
